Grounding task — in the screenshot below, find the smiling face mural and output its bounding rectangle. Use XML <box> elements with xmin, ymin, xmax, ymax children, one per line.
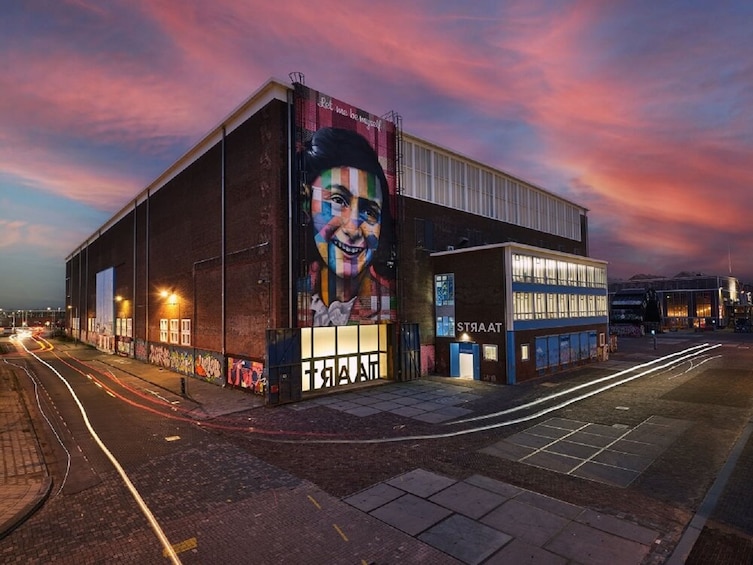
<box><xmin>295</xmin><ymin>86</ymin><xmax>397</xmax><ymax>327</ymax></box>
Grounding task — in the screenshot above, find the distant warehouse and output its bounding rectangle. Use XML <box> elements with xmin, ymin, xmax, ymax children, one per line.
<box><xmin>65</xmin><ymin>74</ymin><xmax>609</xmax><ymax>404</ymax></box>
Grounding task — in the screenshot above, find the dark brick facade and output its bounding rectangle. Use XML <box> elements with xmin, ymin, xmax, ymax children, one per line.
<box><xmin>399</xmin><ymin>197</ymin><xmax>588</xmax><ymax>348</ymax></box>
<box><xmin>67</xmin><ymin>97</ymin><xmax>289</xmax><ymax>363</ymax></box>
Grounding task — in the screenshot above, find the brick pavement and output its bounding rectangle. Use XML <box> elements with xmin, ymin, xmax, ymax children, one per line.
<box><xmin>0</xmin><ymin>361</ymin><xmax>51</xmax><ymax>539</ymax></box>
<box><xmin>2</xmin><ymin>332</ymin><xmax>752</xmax><ymax>563</ymax></box>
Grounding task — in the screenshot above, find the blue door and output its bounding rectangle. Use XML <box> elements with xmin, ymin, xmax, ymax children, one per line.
<box><xmin>450</xmin><ymin>342</ymin><xmax>480</xmax><ymax>379</ymax></box>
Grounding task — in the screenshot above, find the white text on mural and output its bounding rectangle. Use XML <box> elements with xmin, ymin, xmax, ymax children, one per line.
<box><xmin>306</xmin><ymin>355</ymin><xmax>380</xmax><ymax>390</ymax></box>
<box><xmin>317</xmin><ymin>96</ymin><xmax>382</xmax><ymax>131</ymax></box>
<box><xmin>456</xmin><ymin>322</ymin><xmax>505</xmax><ymax>333</ymax></box>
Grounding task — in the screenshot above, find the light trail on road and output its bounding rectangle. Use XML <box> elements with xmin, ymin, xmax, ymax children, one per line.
<box><xmin>448</xmin><ymin>343</ymin><xmax>721</xmax><ymax>425</ymax></box>
<box><xmin>12</xmin><ymin>336</ymin><xmax>183</xmax><ymax>565</ymax></box>
<box><xmin>259</xmin><ymin>343</ymin><xmax>724</xmax><ymax>445</ymax></box>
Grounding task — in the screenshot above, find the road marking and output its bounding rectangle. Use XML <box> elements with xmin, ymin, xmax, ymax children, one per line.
<box><xmin>265</xmin><ymin>343</ymin><xmax>723</xmax><ymax>445</ymax></box>
<box><xmin>21</xmin><ymin>342</ymin><xmax>183</xmax><ymax>564</ymax></box>
<box><xmin>163</xmin><ymin>537</ymin><xmax>197</xmax><ymax>557</ymax></box>
<box><xmin>165</xmin><ymin>435</ymin><xmax>181</xmax><ymax>442</ymax></box>
<box><xmin>307</xmin><ymin>494</ymin><xmax>322</xmax><ymax>510</ymax></box>
<box><xmin>333</xmin><ymin>524</ymin><xmax>348</xmax><ymax>542</ymax></box>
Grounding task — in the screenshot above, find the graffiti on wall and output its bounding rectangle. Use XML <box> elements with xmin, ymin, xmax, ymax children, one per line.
<box><xmin>195</xmin><ymin>350</ymin><xmax>223</xmax><ymax>384</ymax></box>
<box><xmin>149</xmin><ymin>343</ymin><xmax>171</xmax><ymax>368</ymax></box>
<box><xmin>170</xmin><ymin>348</ymin><xmax>193</xmax><ymax>376</ymax></box>
<box><xmin>612</xmin><ymin>324</ymin><xmax>644</xmax><ymax>337</ymax></box>
<box><xmin>116</xmin><ymin>338</ymin><xmax>133</xmax><ymax>357</ymax></box>
<box><xmin>420</xmin><ymin>345</ymin><xmax>435</xmax><ymax>376</ymax></box>
<box><xmin>135</xmin><ymin>339</ymin><xmax>148</xmax><ymax>362</ymax></box>
<box><xmin>227</xmin><ymin>357</ymin><xmax>266</xmax><ymax>395</ymax></box>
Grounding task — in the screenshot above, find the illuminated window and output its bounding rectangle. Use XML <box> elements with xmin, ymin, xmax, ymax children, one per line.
<box><xmin>483</xmin><ymin>344</ymin><xmax>498</xmax><ymax>361</ymax></box>
<box><xmin>437</xmin><ymin>316</ymin><xmax>455</xmax><ymax>337</ymax></box>
<box><xmin>521</xmin><ymin>343</ymin><xmax>530</xmax><ymax>361</ymax></box>
<box><xmin>159</xmin><ymin>319</ymin><xmax>168</xmax><ymax>343</ymax></box>
<box><xmin>533</xmin><ymin>257</ymin><xmax>545</xmax><ymax>284</ymax></box>
<box><xmin>534</xmin><ymin>293</ymin><xmax>546</xmax><ymax>319</ymax></box>
<box><xmin>180</xmin><ymin>319</ymin><xmax>191</xmax><ymax>346</ymax></box>
<box><xmin>513</xmin><ymin>292</ymin><xmax>534</xmax><ymax>320</ymax></box>
<box><xmin>546</xmin><ymin>293</ymin><xmax>557</xmax><ymax>318</ymax></box>
<box><xmin>559</xmin><ymin>294</ymin><xmax>568</xmax><ymax>317</ymax></box>
<box><xmin>435</xmin><ymin>274</ymin><xmax>455</xmax><ymax>306</ymax></box>
<box><xmin>169</xmin><ymin>319</ymin><xmax>179</xmax><ymax>344</ymax></box>
<box><xmin>435</xmin><ymin>273</ymin><xmax>455</xmax><ymax>337</ymax></box>
<box><xmin>512</xmin><ymin>254</ymin><xmax>533</xmax><ymax>283</ymax></box>
<box><xmin>696</xmin><ymin>292</ymin><xmax>712</xmax><ymax>318</ymax></box>
<box><xmin>666</xmin><ymin>293</ymin><xmax>688</xmax><ymax>317</ymax></box>
<box><xmin>569</xmin><ymin>294</ymin><xmax>578</xmax><ymax>317</ymax></box>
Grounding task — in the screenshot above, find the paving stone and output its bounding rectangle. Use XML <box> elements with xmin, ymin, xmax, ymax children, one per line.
<box><xmin>571</xmin><ymin>460</ymin><xmax>641</xmax><ymax>488</ymax></box>
<box><xmin>479</xmin><ymin>440</ymin><xmax>536</xmax><ymax>460</ymax></box>
<box><xmin>609</xmin><ymin>438</ymin><xmax>666</xmax><ymax>457</ymax></box>
<box><xmin>370</xmin><ymin>400</ymin><xmax>403</xmax><ymax>411</ymax></box>
<box><xmin>576</xmin><ymin>508</ymin><xmax>660</xmax><ymax>545</ymax></box>
<box><xmin>591</xmin><ymin>447</ymin><xmax>656</xmax><ymax>472</ymax></box>
<box><xmin>485</xmin><ymin>538</ymin><xmax>567</xmax><ymax>565</ymax></box>
<box><xmin>545</xmin><ymin>440</ymin><xmax>603</xmax><ymax>459</ymax></box>
<box><xmin>463</xmin><ymin>475</ymin><xmax>524</xmax><ymax>500</ymax></box>
<box><xmin>344</xmin><ymin>405</ymin><xmax>381</xmax><ymax>417</ymax></box>
<box><xmin>419</xmin><ymin>513</ymin><xmax>512</xmax><ymax>564</ymax></box>
<box><xmin>390</xmin><ymin>405</ymin><xmax>428</xmax><ymax>418</ymax></box>
<box><xmin>524</xmin><ymin>450</ymin><xmax>582</xmax><ymax>474</ymax></box>
<box><xmin>343</xmin><ymin>483</ymin><xmax>405</xmax><ymax>512</ymax></box>
<box><xmin>370</xmin><ymin>494</ymin><xmax>453</xmax><ymax>536</ymax></box>
<box><xmin>526</xmin><ymin>423</ymin><xmax>579</xmax><ymax>440</ymax></box>
<box><xmin>412</xmin><ymin>411</ymin><xmax>456</xmax><ymax>423</ymax></box>
<box><xmin>508</xmin><ymin>431</ymin><xmax>557</xmax><ymax>449</ymax></box>
<box><xmin>514</xmin><ymin>491</ymin><xmax>584</xmax><ymax>520</ymax></box>
<box><xmin>387</xmin><ymin>469</ymin><xmax>457</xmax><ymax>498</ymax></box>
<box><xmin>429</xmin><ymin>481</ymin><xmax>507</xmax><ymax>519</ymax></box>
<box><xmin>583</xmin><ymin>423</ymin><xmax>629</xmax><ymax>438</ymax></box>
<box><xmin>481</xmin><ymin>499</ymin><xmax>569</xmax><ymax>546</ymax></box>
<box><xmin>568</xmin><ymin>430</ymin><xmax>622</xmax><ymax>448</ymax></box>
<box><xmin>545</xmin><ymin>520</ymin><xmax>650</xmax><ymax>565</ymax></box>
<box><xmin>542</xmin><ymin>417</ymin><xmax>588</xmax><ymax>430</ymax></box>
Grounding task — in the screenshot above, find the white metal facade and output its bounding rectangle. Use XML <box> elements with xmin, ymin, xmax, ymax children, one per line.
<box><xmin>402</xmin><ymin>134</ymin><xmax>585</xmax><ymax>242</ymax></box>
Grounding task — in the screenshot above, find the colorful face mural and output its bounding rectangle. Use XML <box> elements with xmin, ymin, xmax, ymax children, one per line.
<box><xmin>294</xmin><ymin>85</ymin><xmax>397</xmax><ymax>327</ymax></box>
<box><xmin>311</xmin><ymin>166</ymin><xmax>383</xmax><ymax>279</ymax></box>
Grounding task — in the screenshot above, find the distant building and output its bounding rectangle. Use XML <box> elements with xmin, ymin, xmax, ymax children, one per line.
<box><xmin>609</xmin><ymin>272</ymin><xmax>741</xmax><ymax>332</ymax></box>
<box><xmin>65</xmin><ymin>76</ymin><xmax>608</xmax><ymax>403</ymax></box>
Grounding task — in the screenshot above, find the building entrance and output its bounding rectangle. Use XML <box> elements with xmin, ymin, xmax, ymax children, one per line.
<box><xmin>450</xmin><ymin>342</ymin><xmax>479</xmax><ymax>380</ymax></box>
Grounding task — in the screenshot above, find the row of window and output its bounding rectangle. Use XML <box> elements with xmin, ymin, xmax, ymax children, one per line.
<box><xmin>115</xmin><ymin>318</ymin><xmax>133</xmax><ymax>338</ymax></box>
<box><xmin>77</xmin><ymin>317</ymin><xmax>190</xmax><ymax>346</ymax></box>
<box><xmin>513</xmin><ymin>292</ymin><xmax>608</xmax><ymax>320</ymax></box>
<box><xmin>512</xmin><ymin>254</ymin><xmax>607</xmax><ymax>288</ymax></box>
<box><xmin>403</xmin><ymin>139</ymin><xmax>583</xmax><ymax>241</ymax></box>
<box><xmin>159</xmin><ymin>318</ymin><xmax>191</xmax><ymax>346</ymax></box>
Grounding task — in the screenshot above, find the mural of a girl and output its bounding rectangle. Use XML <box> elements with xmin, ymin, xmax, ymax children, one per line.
<box><xmin>299</xmin><ymin>127</ymin><xmax>396</xmax><ymax>326</ymax></box>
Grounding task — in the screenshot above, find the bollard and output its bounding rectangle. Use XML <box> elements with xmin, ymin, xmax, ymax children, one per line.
<box><xmin>180</xmin><ymin>377</ymin><xmax>187</xmax><ymax>396</ymax></box>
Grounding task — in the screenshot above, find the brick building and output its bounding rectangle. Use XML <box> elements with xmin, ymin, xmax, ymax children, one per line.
<box><xmin>65</xmin><ymin>76</ymin><xmax>608</xmax><ymax>403</ymax></box>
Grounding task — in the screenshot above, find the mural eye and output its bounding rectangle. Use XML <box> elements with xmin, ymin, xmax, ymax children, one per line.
<box><xmin>330</xmin><ymin>194</ymin><xmax>348</xmax><ymax>207</ymax></box>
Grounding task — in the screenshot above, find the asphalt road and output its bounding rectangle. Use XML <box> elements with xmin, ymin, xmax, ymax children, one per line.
<box><xmin>1</xmin><ymin>331</ymin><xmax>752</xmax><ymax>563</ymax></box>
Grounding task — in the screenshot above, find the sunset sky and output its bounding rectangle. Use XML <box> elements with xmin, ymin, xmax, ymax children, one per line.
<box><xmin>2</xmin><ymin>1</ymin><xmax>751</xmax><ymax>309</ymax></box>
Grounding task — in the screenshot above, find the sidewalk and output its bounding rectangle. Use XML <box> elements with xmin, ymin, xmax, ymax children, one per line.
<box><xmin>0</xmin><ymin>361</ymin><xmax>51</xmax><ymax>539</ymax></box>
<box><xmin>2</xmin><ymin>335</ymin><xmax>752</xmax><ymax>563</ymax></box>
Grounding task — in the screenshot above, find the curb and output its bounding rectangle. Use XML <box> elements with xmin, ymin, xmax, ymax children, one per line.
<box><xmin>0</xmin><ymin>477</ymin><xmax>53</xmax><ymax>540</ymax></box>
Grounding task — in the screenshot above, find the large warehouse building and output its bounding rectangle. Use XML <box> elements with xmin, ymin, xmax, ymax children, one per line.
<box><xmin>65</xmin><ymin>75</ymin><xmax>608</xmax><ymax>404</ymax></box>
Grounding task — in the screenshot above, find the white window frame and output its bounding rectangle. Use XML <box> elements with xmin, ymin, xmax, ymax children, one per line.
<box><xmin>159</xmin><ymin>318</ymin><xmax>168</xmax><ymax>343</ymax></box>
<box><xmin>180</xmin><ymin>319</ymin><xmax>191</xmax><ymax>346</ymax></box>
